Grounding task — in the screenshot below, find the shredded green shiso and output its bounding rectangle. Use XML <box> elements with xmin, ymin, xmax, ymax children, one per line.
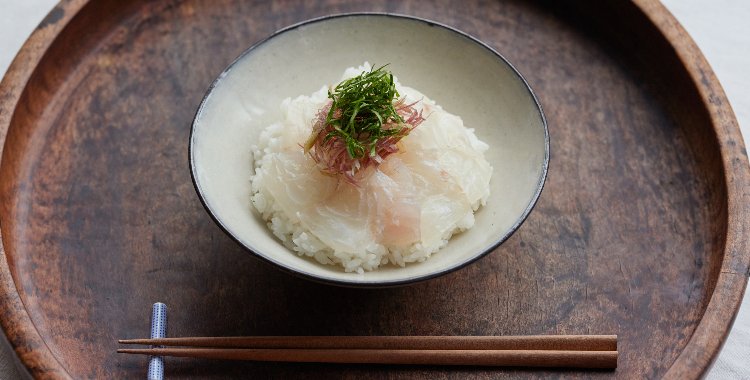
<box><xmin>306</xmin><ymin>65</ymin><xmax>407</xmax><ymax>159</ymax></box>
<box><xmin>304</xmin><ymin>65</ymin><xmax>424</xmax><ymax>183</ymax></box>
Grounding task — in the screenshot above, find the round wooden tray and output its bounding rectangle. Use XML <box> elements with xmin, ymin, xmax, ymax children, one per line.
<box><xmin>1</xmin><ymin>0</ymin><xmax>748</xmax><ymax>378</ymax></box>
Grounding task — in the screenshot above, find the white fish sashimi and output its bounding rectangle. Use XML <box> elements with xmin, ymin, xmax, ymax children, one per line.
<box><xmin>403</xmin><ymin>105</ymin><xmax>493</xmax><ymax>208</ymax></box>
<box><xmin>304</xmin><ymin>181</ymin><xmax>373</xmax><ymax>254</ymax></box>
<box><xmin>250</xmin><ymin>75</ymin><xmax>493</xmax><ymax>272</ymax></box>
<box><xmin>256</xmin><ymin>152</ymin><xmax>337</xmax><ymax>220</ymax></box>
<box><xmin>395</xmin><ymin>149</ymin><xmax>474</xmax><ymax>255</ymax></box>
<box><xmin>369</xmin><ymin>157</ymin><xmax>421</xmax><ymax>249</ymax></box>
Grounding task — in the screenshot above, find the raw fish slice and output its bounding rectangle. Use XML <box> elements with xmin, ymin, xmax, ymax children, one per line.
<box><xmin>259</xmin><ymin>151</ymin><xmax>337</xmax><ymax>222</ymax></box>
<box><xmin>404</xmin><ymin>111</ymin><xmax>492</xmax><ymax>207</ymax></box>
<box><xmin>431</xmin><ymin>148</ymin><xmax>492</xmax><ymax>208</ymax></box>
<box><xmin>369</xmin><ymin>157</ymin><xmax>421</xmax><ymax>248</ymax></box>
<box><xmin>396</xmin><ymin>149</ymin><xmax>473</xmax><ymax>252</ymax></box>
<box><xmin>419</xmin><ymin>193</ymin><xmax>473</xmax><ymax>252</ymax></box>
<box><xmin>261</xmin><ymin>147</ymin><xmax>374</xmax><ymax>254</ymax></box>
<box><xmin>398</xmin><ymin>86</ymin><xmax>432</xmax><ymax>113</ymax></box>
<box><xmin>303</xmin><ymin>181</ymin><xmax>374</xmax><ymax>254</ymax></box>
<box><xmin>406</xmin><ymin>109</ymin><xmax>485</xmax><ymax>150</ymax></box>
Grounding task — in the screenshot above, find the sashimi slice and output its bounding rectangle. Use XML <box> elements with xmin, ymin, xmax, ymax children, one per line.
<box><xmin>302</xmin><ymin>181</ymin><xmax>374</xmax><ymax>254</ymax></box>
<box><xmin>402</xmin><ymin>109</ymin><xmax>492</xmax><ymax>208</ymax></box>
<box><xmin>262</xmin><ymin>152</ymin><xmax>337</xmax><ymax>212</ymax></box>
<box><xmin>369</xmin><ymin>157</ymin><xmax>421</xmax><ymax>248</ymax></box>
<box><xmin>396</xmin><ymin>149</ymin><xmax>474</xmax><ymax>253</ymax></box>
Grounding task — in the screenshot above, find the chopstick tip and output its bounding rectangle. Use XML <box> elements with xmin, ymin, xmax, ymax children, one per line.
<box><xmin>118</xmin><ymin>338</ymin><xmax>148</xmax><ymax>345</ymax></box>
<box><xmin>117</xmin><ymin>348</ymin><xmax>146</xmax><ymax>355</ymax></box>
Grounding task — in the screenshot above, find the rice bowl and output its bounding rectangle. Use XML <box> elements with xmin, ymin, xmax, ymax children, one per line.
<box><xmin>189</xmin><ymin>13</ymin><xmax>549</xmax><ymax>286</ymax></box>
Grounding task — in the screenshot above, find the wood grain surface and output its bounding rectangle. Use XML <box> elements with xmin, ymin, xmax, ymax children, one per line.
<box><xmin>0</xmin><ymin>0</ymin><xmax>748</xmax><ymax>379</ymax></box>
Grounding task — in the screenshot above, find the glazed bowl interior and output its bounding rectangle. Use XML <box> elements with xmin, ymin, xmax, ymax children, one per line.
<box><xmin>190</xmin><ymin>14</ymin><xmax>548</xmax><ymax>286</ymax></box>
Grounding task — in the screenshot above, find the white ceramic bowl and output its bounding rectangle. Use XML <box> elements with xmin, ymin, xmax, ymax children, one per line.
<box><xmin>189</xmin><ymin>13</ymin><xmax>549</xmax><ymax>287</ymax></box>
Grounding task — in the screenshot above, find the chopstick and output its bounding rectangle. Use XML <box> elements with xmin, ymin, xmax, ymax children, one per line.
<box><xmin>117</xmin><ymin>348</ymin><xmax>617</xmax><ymax>368</ymax></box>
<box><xmin>119</xmin><ymin>335</ymin><xmax>617</xmax><ymax>351</ymax></box>
<box><xmin>118</xmin><ymin>335</ymin><xmax>617</xmax><ymax>368</ymax></box>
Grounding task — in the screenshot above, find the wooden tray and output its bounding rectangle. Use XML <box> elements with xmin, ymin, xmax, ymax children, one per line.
<box><xmin>1</xmin><ymin>0</ymin><xmax>748</xmax><ymax>378</ymax></box>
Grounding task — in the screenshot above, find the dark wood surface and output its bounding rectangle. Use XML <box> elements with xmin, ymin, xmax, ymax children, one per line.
<box><xmin>1</xmin><ymin>0</ymin><xmax>748</xmax><ymax>379</ymax></box>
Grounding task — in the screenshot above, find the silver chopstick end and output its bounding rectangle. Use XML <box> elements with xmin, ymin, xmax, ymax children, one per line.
<box><xmin>147</xmin><ymin>302</ymin><xmax>167</xmax><ymax>380</ymax></box>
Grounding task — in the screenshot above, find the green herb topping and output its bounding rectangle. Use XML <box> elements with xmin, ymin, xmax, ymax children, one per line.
<box><xmin>304</xmin><ymin>65</ymin><xmax>424</xmax><ymax>183</ymax></box>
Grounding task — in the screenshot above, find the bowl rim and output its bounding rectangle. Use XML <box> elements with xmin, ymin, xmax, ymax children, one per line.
<box><xmin>188</xmin><ymin>12</ymin><xmax>550</xmax><ymax>287</ymax></box>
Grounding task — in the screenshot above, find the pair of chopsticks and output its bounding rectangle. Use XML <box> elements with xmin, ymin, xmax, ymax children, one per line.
<box><xmin>118</xmin><ymin>335</ymin><xmax>617</xmax><ymax>368</ymax></box>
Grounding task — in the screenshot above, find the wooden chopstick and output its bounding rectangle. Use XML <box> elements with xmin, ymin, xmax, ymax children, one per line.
<box><xmin>118</xmin><ymin>335</ymin><xmax>617</xmax><ymax>368</ymax></box>
<box><xmin>119</xmin><ymin>335</ymin><xmax>617</xmax><ymax>351</ymax></box>
<box><xmin>117</xmin><ymin>348</ymin><xmax>617</xmax><ymax>368</ymax></box>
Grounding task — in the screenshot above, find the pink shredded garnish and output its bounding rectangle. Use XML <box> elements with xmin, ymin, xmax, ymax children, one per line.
<box><xmin>304</xmin><ymin>98</ymin><xmax>425</xmax><ymax>184</ymax></box>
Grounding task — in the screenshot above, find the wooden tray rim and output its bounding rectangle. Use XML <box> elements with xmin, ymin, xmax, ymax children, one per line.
<box><xmin>0</xmin><ymin>0</ymin><xmax>748</xmax><ymax>378</ymax></box>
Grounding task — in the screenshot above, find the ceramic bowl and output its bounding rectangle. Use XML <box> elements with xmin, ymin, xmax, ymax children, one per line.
<box><xmin>189</xmin><ymin>13</ymin><xmax>549</xmax><ymax>286</ymax></box>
